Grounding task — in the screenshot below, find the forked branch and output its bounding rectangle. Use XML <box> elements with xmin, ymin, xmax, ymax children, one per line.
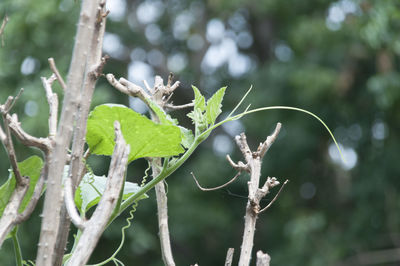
<box><xmin>107</xmin><ymin>73</ymin><xmax>190</xmax><ymax>266</ymax></box>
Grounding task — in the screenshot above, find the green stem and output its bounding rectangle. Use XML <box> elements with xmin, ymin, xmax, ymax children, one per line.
<box><xmin>208</xmin><ymin>106</ymin><xmax>345</xmax><ymax>162</ymax></box>
<box><xmin>108</xmin><ymin>137</ymin><xmax>203</xmax><ymax>226</ymax></box>
<box><xmin>62</xmin><ymin>228</ymin><xmax>83</xmax><ymax>265</ymax></box>
<box><xmin>11</xmin><ymin>227</ymin><xmax>23</xmax><ymax>266</ymax></box>
<box><xmin>109</xmin><ymin>105</ymin><xmax>344</xmax><ymax>226</ymax></box>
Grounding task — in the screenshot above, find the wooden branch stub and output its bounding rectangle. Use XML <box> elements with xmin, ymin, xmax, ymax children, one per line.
<box><xmin>256</xmin><ymin>251</ymin><xmax>271</xmax><ymax>266</ymax></box>
<box><xmin>0</xmin><ymin>15</ymin><xmax>9</xmax><ymax>46</ymax></box>
<box><xmin>48</xmin><ymin>58</ymin><xmax>67</xmax><ymax>91</ymax></box>
<box><xmin>41</xmin><ymin>74</ymin><xmax>59</xmax><ymax>137</ymax></box>
<box><xmin>6</xmin><ymin>113</ymin><xmax>51</xmax><ymax>151</ymax></box>
<box><xmin>64</xmin><ymin>178</ymin><xmax>86</xmax><ymax>230</ymax></box>
<box><xmin>90</xmin><ymin>54</ymin><xmax>109</xmax><ymax>80</ymax></box>
<box><xmin>107</xmin><ymin>73</ymin><xmax>192</xmax><ymax>113</ymax></box>
<box><xmin>225</xmin><ymin>248</ymin><xmax>235</xmax><ymax>266</ymax></box>
<box><xmin>235</xmin><ymin>133</ymin><xmax>252</xmax><ymax>162</ymax></box>
<box><xmin>258</xmin><ymin>123</ymin><xmax>281</xmax><ymax>158</ymax></box>
<box><xmin>226</xmin><ymin>154</ymin><xmax>250</xmax><ymax>172</ymax></box>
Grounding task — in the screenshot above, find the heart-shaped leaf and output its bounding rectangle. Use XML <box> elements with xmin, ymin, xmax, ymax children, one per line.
<box><xmin>86</xmin><ymin>104</ymin><xmax>184</xmax><ymax>162</ymax></box>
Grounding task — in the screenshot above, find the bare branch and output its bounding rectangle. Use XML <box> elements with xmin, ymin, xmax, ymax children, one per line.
<box><xmin>235</xmin><ymin>133</ymin><xmax>252</xmax><ymax>162</ymax></box>
<box><xmin>143</xmin><ymin>79</ymin><xmax>153</xmax><ymax>94</ymax></box>
<box><xmin>6</xmin><ymin>113</ymin><xmax>51</xmax><ymax>151</ymax></box>
<box><xmin>146</xmin><ymin>77</ymin><xmax>178</xmax><ymax>266</ymax></box>
<box><xmin>106</xmin><ymin>74</ymin><xmax>148</xmax><ymax>103</ymax></box>
<box><xmin>41</xmin><ymin>74</ymin><xmax>59</xmax><ymax>136</ymax></box>
<box><xmin>55</xmin><ymin>2</ymin><xmax>108</xmax><ymax>263</ymax></box>
<box><xmin>191</xmin><ymin>171</ymin><xmax>242</xmax><ymax>192</ymax></box>
<box><xmin>226</xmin><ymin>154</ymin><xmax>249</xmax><ymax>172</ymax></box>
<box><xmin>168</xmin><ymin>81</ymin><xmax>180</xmax><ymax>94</ymax></box>
<box><xmin>66</xmin><ymin>121</ymin><xmax>130</xmax><ymax>266</ymax></box>
<box><xmin>0</xmin><ymin>125</ymin><xmax>6</xmax><ymax>142</ymax></box>
<box><xmin>258</xmin><ymin>179</ymin><xmax>289</xmax><ymax>214</ymax></box>
<box><xmin>154</xmin><ymin>180</ymin><xmax>176</xmax><ymax>266</ymax></box>
<box><xmin>0</xmin><ymin>91</ymin><xmax>47</xmax><ymax>232</ymax></box>
<box><xmin>4</xmin><ymin>88</ymin><xmax>24</xmax><ymax>113</ymax></box>
<box><xmin>0</xmin><ymin>15</ymin><xmax>9</xmax><ymax>46</ymax></box>
<box><xmin>164</xmin><ymin>102</ymin><xmax>194</xmax><ymax>110</ymax></box>
<box><xmin>0</xmin><ymin>15</ymin><xmax>8</xmax><ymax>35</ymax></box>
<box><xmin>89</xmin><ymin>54</ymin><xmax>109</xmax><ymax>80</ymax></box>
<box><xmin>119</xmin><ymin>77</ymin><xmax>148</xmax><ymax>101</ymax></box>
<box><xmin>0</xmin><ymin>183</ymin><xmax>29</xmax><ymax>247</ymax></box>
<box><xmin>235</xmin><ymin>125</ymin><xmax>283</xmax><ymax>266</ymax></box>
<box><xmin>258</xmin><ymin>123</ymin><xmax>282</xmax><ymax>158</ymax></box>
<box><xmin>36</xmin><ymin>1</ymin><xmax>105</xmax><ymax>264</ymax></box>
<box><xmin>48</xmin><ymin>58</ymin><xmax>67</xmax><ymax>91</ymax></box>
<box><xmin>106</xmin><ymin>73</ymin><xmax>130</xmax><ymax>94</ymax></box>
<box><xmin>64</xmin><ymin>177</ymin><xmax>86</xmax><ymax>230</ymax></box>
<box><xmin>254</xmin><ymin>177</ymin><xmax>280</xmax><ymax>201</ymax></box>
<box><xmin>1</xmin><ymin>96</ymin><xmax>25</xmax><ymax>185</ymax></box>
<box><xmin>256</xmin><ymin>251</ymin><xmax>271</xmax><ymax>266</ymax></box>
<box><xmin>225</xmin><ymin>248</ymin><xmax>235</xmax><ymax>266</ymax></box>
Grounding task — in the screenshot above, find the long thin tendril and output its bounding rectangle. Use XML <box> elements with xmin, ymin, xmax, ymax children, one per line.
<box><xmin>88</xmin><ymin>162</ymin><xmax>152</xmax><ymax>266</ymax></box>
<box><xmin>207</xmin><ymin>106</ymin><xmax>346</xmax><ymax>163</ymax></box>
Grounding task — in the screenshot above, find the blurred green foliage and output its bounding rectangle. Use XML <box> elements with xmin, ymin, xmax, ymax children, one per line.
<box><xmin>0</xmin><ymin>0</ymin><xmax>399</xmax><ymax>265</ymax></box>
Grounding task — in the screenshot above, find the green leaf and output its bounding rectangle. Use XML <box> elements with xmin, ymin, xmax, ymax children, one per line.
<box><xmin>179</xmin><ymin>126</ymin><xmax>194</xmax><ymax>148</ymax></box>
<box><xmin>206</xmin><ymin>86</ymin><xmax>226</xmax><ymax>125</ymax></box>
<box><xmin>187</xmin><ymin>86</ymin><xmax>208</xmax><ymax>134</ymax></box>
<box><xmin>0</xmin><ymin>156</ymin><xmax>44</xmax><ymax>217</ymax></box>
<box><xmin>86</xmin><ymin>104</ymin><xmax>184</xmax><ymax>162</ymax></box>
<box><xmin>192</xmin><ymin>85</ymin><xmax>206</xmax><ymax>111</ymax></box>
<box><xmin>187</xmin><ymin>86</ymin><xmax>227</xmax><ymax>137</ymax></box>
<box><xmin>75</xmin><ymin>172</ymin><xmax>148</xmax><ymax>213</ymax></box>
<box><xmin>0</xmin><ymin>173</ymin><xmax>15</xmax><ymax>217</ymax></box>
<box><xmin>146</xmin><ymin>99</ymin><xmax>175</xmax><ymax>125</ymax></box>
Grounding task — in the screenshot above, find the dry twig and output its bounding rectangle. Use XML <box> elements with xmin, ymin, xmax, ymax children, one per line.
<box><xmin>228</xmin><ymin>123</ymin><xmax>286</xmax><ymax>266</ymax></box>
<box><xmin>41</xmin><ymin>74</ymin><xmax>59</xmax><ymax>136</ymax></box>
<box><xmin>258</xmin><ymin>179</ymin><xmax>289</xmax><ymax>214</ymax></box>
<box><xmin>191</xmin><ymin>171</ymin><xmax>242</xmax><ymax>191</ymax></box>
<box><xmin>48</xmin><ymin>58</ymin><xmax>67</xmax><ymax>91</ymax></box>
<box><xmin>0</xmin><ymin>95</ymin><xmax>30</xmax><ymax>246</ymax></box>
<box><xmin>256</xmin><ymin>251</ymin><xmax>271</xmax><ymax>266</ymax></box>
<box><xmin>225</xmin><ymin>248</ymin><xmax>235</xmax><ymax>266</ymax></box>
<box><xmin>0</xmin><ymin>15</ymin><xmax>9</xmax><ymax>46</ymax></box>
<box><xmin>66</xmin><ymin>122</ymin><xmax>130</xmax><ymax>266</ymax></box>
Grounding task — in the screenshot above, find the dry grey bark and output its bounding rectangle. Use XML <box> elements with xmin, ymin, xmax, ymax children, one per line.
<box><xmin>225</xmin><ymin>248</ymin><xmax>235</xmax><ymax>266</ymax></box>
<box><xmin>0</xmin><ymin>98</ymin><xmax>29</xmax><ymax>244</ymax></box>
<box><xmin>153</xmin><ymin>164</ymin><xmax>176</xmax><ymax>266</ymax></box>
<box><xmin>256</xmin><ymin>251</ymin><xmax>271</xmax><ymax>266</ymax></box>
<box><xmin>65</xmin><ymin>122</ymin><xmax>130</xmax><ymax>266</ymax></box>
<box><xmin>36</xmin><ymin>0</ymin><xmax>106</xmax><ymax>264</ymax></box>
<box><xmin>149</xmin><ymin>76</ymin><xmax>177</xmax><ymax>266</ymax></box>
<box><xmin>217</xmin><ymin>123</ymin><xmax>285</xmax><ymax>266</ymax></box>
<box><xmin>54</xmin><ymin>2</ymin><xmax>108</xmax><ymax>264</ymax></box>
<box><xmin>0</xmin><ymin>183</ymin><xmax>28</xmax><ymax>245</ymax></box>
<box><xmin>0</xmin><ymin>85</ymin><xmax>51</xmax><ymax>246</ymax></box>
<box><xmin>107</xmin><ymin>74</ymin><xmax>189</xmax><ymax>266</ymax></box>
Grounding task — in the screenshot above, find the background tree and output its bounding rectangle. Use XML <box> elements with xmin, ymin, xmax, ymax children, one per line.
<box><xmin>0</xmin><ymin>0</ymin><xmax>399</xmax><ymax>265</ymax></box>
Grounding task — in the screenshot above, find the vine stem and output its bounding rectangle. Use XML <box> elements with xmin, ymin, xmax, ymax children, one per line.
<box><xmin>111</xmin><ymin>105</ymin><xmax>344</xmax><ymax>223</ymax></box>
<box><xmin>11</xmin><ymin>227</ymin><xmax>23</xmax><ymax>266</ymax></box>
<box><xmin>225</xmin><ymin>106</ymin><xmax>346</xmax><ymax>162</ymax></box>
